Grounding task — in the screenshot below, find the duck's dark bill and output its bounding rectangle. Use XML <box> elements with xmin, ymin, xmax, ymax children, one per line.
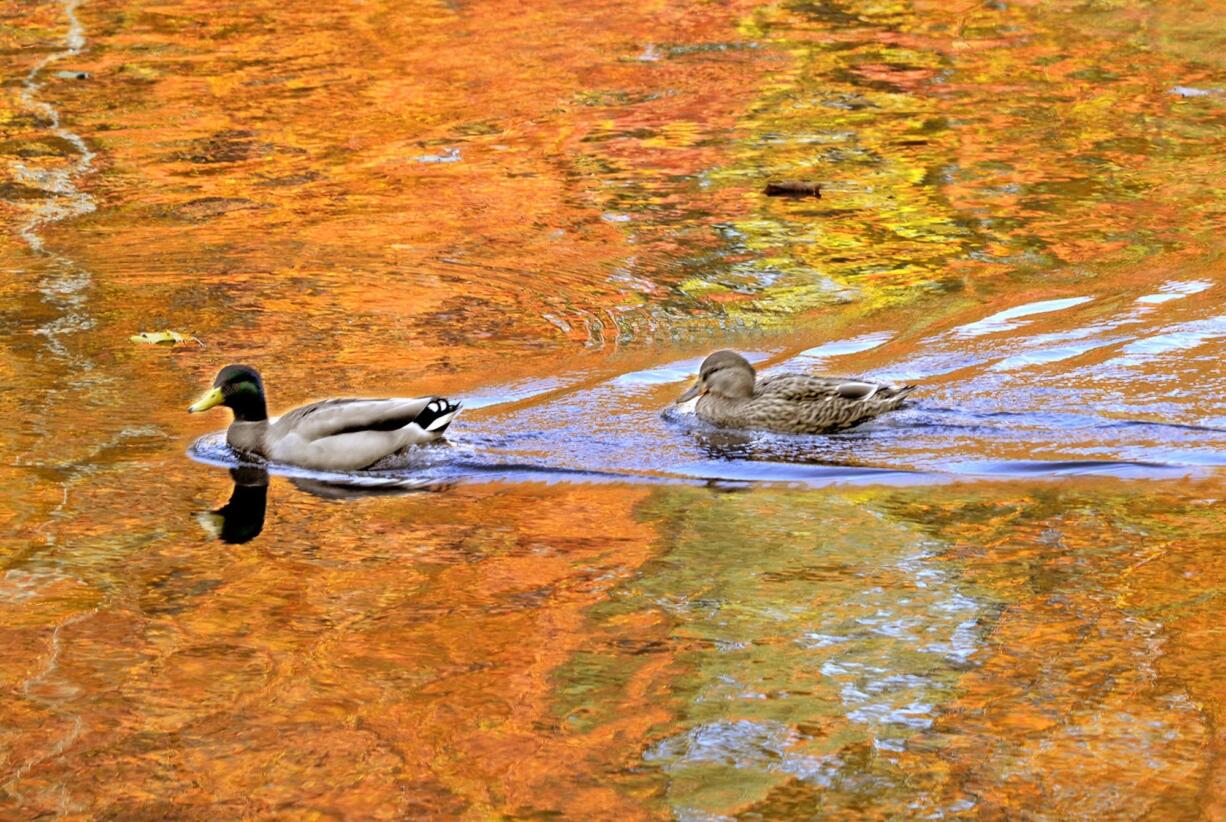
<box><xmin>188</xmin><ymin>386</ymin><xmax>224</xmax><ymax>413</ymax></box>
<box><xmin>676</xmin><ymin>381</ymin><xmax>704</xmax><ymax>403</ymax></box>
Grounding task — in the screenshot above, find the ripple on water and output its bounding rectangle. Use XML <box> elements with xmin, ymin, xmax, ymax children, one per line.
<box><xmin>612</xmin><ymin>351</ymin><xmax>772</xmax><ymax>387</ymax></box>
<box><xmin>989</xmin><ymin>336</ymin><xmax>1130</xmax><ymax>372</ymax></box>
<box><xmin>952</xmin><ymin>296</ymin><xmax>1095</xmax><ymax>338</ymax></box>
<box><xmin>190</xmin><ymin>360</ymin><xmax>1225</xmax><ymax>488</ymax></box>
<box><xmin>789</xmin><ymin>332</ymin><xmax>894</xmax><ymax>367</ymax></box>
<box><xmin>1135</xmin><ymin>279</ymin><xmax>1212</xmax><ymax>305</ymax></box>
<box><xmin>1115</xmin><ymin>314</ymin><xmax>1226</xmax><ymax>359</ymax></box>
<box><xmin>645</xmin><ymin>719</ymin><xmax>837</xmax><ymax>786</ymax></box>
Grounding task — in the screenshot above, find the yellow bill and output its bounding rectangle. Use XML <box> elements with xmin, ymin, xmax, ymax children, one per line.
<box><xmin>188</xmin><ymin>386</ymin><xmax>224</xmax><ymax>413</ymax></box>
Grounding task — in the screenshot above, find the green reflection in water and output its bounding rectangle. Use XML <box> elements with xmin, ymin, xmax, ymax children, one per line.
<box><xmin>550</xmin><ymin>478</ymin><xmax>1223</xmax><ymax>818</ymax></box>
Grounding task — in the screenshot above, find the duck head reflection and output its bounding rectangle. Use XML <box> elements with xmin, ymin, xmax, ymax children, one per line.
<box><xmin>196</xmin><ymin>466</ymin><xmax>269</xmax><ymax>544</ymax></box>
<box><xmin>196</xmin><ymin>466</ymin><xmax>454</xmax><ymax>544</ymax></box>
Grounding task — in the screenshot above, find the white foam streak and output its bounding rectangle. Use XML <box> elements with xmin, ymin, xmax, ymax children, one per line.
<box><xmin>12</xmin><ymin>0</ymin><xmax>96</xmax><ymax>255</ymax></box>
<box><xmin>953</xmin><ymin>296</ymin><xmax>1094</xmax><ymax>338</ymax></box>
<box><xmin>792</xmin><ymin>331</ymin><xmax>894</xmax><ymax>365</ymax></box>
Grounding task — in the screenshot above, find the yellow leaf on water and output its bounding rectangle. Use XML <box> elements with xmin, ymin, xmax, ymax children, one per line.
<box><xmin>130</xmin><ymin>330</ymin><xmax>204</xmax><ymax>347</ymax></box>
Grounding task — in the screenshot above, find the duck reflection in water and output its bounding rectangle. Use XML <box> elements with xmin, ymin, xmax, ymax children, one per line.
<box><xmin>289</xmin><ymin>475</ymin><xmax>453</xmax><ymax>500</ymax></box>
<box><xmin>196</xmin><ymin>466</ymin><xmax>269</xmax><ymax>544</ymax></box>
<box><xmin>196</xmin><ymin>466</ymin><xmax>454</xmax><ymax>544</ymax></box>
<box><xmin>680</xmin><ymin>416</ymin><xmax>921</xmax><ymax>486</ymax></box>
<box><xmin>686</xmin><ymin>422</ymin><xmax>873</xmax><ymax>467</ymax></box>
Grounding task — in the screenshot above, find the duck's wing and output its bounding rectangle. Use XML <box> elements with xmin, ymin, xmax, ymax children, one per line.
<box><xmin>275</xmin><ymin>397</ymin><xmax>454</xmax><ymax>442</ymax></box>
<box><xmin>757</xmin><ymin>374</ymin><xmax>894</xmax><ymax>402</ymax></box>
<box><xmin>265</xmin><ymin>397</ymin><xmax>462</xmax><ymax>472</ymax></box>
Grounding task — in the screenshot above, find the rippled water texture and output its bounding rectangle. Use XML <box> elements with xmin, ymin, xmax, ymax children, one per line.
<box><xmin>2</xmin><ymin>0</ymin><xmax>1226</xmax><ymax>817</ymax></box>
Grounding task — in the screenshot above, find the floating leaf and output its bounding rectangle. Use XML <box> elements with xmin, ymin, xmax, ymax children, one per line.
<box><xmin>130</xmin><ymin>330</ymin><xmax>204</xmax><ymax>347</ymax></box>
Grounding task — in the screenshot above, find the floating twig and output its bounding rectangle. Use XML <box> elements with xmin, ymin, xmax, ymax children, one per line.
<box><xmin>764</xmin><ymin>180</ymin><xmax>822</xmax><ymax>198</ymax></box>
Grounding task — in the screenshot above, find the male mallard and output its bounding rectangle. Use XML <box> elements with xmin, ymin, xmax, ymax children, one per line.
<box><xmin>188</xmin><ymin>364</ymin><xmax>461</xmax><ymax>471</ymax></box>
<box><xmin>676</xmin><ymin>350</ymin><xmax>915</xmax><ymax>434</ymax></box>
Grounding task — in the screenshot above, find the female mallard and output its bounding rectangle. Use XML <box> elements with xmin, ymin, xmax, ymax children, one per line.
<box><xmin>188</xmin><ymin>364</ymin><xmax>461</xmax><ymax>471</ymax></box>
<box><xmin>676</xmin><ymin>350</ymin><xmax>914</xmax><ymax>434</ymax></box>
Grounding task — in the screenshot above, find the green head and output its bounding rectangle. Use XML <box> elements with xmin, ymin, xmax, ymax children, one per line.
<box><xmin>188</xmin><ymin>364</ymin><xmax>268</xmax><ymax>421</ymax></box>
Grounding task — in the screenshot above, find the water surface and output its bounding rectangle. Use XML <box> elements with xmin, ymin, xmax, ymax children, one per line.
<box><xmin>2</xmin><ymin>0</ymin><xmax>1226</xmax><ymax>817</ymax></box>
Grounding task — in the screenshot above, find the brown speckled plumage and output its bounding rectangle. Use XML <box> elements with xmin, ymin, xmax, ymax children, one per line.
<box><xmin>676</xmin><ymin>350</ymin><xmax>916</xmax><ymax>434</ymax></box>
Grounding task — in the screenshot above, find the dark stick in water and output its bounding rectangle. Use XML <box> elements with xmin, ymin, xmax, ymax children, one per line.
<box><xmin>764</xmin><ymin>180</ymin><xmax>822</xmax><ymax>197</ymax></box>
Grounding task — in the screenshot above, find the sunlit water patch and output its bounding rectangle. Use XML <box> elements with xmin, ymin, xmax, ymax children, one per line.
<box><xmin>952</xmin><ymin>296</ymin><xmax>1096</xmax><ymax>339</ymax></box>
<box><xmin>789</xmin><ymin>331</ymin><xmax>894</xmax><ymax>368</ymax></box>
<box><xmin>1115</xmin><ymin>314</ymin><xmax>1226</xmax><ymax>360</ymax></box>
<box><xmin>601</xmin><ymin>490</ymin><xmax>995</xmax><ymax>818</ymax></box>
<box><xmin>1136</xmin><ymin>279</ymin><xmax>1213</xmax><ymax>305</ymax></box>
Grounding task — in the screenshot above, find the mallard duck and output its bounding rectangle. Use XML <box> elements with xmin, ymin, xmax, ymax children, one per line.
<box><xmin>188</xmin><ymin>364</ymin><xmax>461</xmax><ymax>471</ymax></box>
<box><xmin>676</xmin><ymin>350</ymin><xmax>915</xmax><ymax>434</ymax></box>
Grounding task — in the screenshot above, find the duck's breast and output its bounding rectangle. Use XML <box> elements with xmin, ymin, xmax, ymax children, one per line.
<box><xmin>226</xmin><ymin>420</ymin><xmax>269</xmax><ymax>457</ymax></box>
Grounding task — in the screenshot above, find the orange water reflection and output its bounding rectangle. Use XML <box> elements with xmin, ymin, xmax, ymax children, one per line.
<box><xmin>2</xmin><ymin>0</ymin><xmax>1226</xmax><ymax>817</ymax></box>
<box><xmin>5</xmin><ymin>473</ymin><xmax>1226</xmax><ymax>817</ymax></box>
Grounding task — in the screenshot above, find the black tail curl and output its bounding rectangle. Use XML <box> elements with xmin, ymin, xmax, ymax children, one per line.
<box><xmin>414</xmin><ymin>398</ymin><xmax>462</xmax><ymax>433</ymax></box>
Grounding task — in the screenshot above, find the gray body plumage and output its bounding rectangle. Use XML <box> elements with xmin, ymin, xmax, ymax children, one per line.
<box><xmin>227</xmin><ymin>397</ymin><xmax>459</xmax><ymax>471</ymax></box>
<box><xmin>678</xmin><ymin>350</ymin><xmax>915</xmax><ymax>435</ymax></box>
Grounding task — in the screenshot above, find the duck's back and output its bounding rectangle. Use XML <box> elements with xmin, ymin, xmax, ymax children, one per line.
<box><xmin>756</xmin><ymin>374</ymin><xmax>873</xmax><ymax>400</ymax></box>
<box><xmin>265</xmin><ymin>396</ymin><xmax>460</xmax><ymax>471</ymax></box>
<box><xmin>725</xmin><ymin>372</ymin><xmax>914</xmax><ymax>434</ymax></box>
